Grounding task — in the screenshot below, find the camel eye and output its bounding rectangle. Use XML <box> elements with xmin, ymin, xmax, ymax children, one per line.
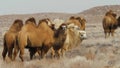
<box><xmin>81</xmin><ymin>34</ymin><xmax>83</xmax><ymax>37</ymax></box>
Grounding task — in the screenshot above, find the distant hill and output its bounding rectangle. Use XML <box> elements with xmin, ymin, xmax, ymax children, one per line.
<box><xmin>79</xmin><ymin>5</ymin><xmax>120</xmax><ymax>15</ymax></box>
<box><xmin>0</xmin><ymin>5</ymin><xmax>120</xmax><ymax>27</ymax></box>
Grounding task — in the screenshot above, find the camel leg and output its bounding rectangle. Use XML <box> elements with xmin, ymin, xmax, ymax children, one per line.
<box><xmin>29</xmin><ymin>48</ymin><xmax>33</xmax><ymax>60</ymax></box>
<box><xmin>104</xmin><ymin>29</ymin><xmax>109</xmax><ymax>38</ymax></box>
<box><xmin>104</xmin><ymin>30</ymin><xmax>107</xmax><ymax>38</ymax></box>
<box><xmin>19</xmin><ymin>46</ymin><xmax>24</xmax><ymax>62</ymax></box>
<box><xmin>51</xmin><ymin>47</ymin><xmax>55</xmax><ymax>58</ymax></box>
<box><xmin>108</xmin><ymin>33</ymin><xmax>110</xmax><ymax>37</ymax></box>
<box><xmin>41</xmin><ymin>46</ymin><xmax>50</xmax><ymax>59</ymax></box>
<box><xmin>37</xmin><ymin>49</ymin><xmax>41</xmax><ymax>57</ymax></box>
<box><xmin>108</xmin><ymin>30</ymin><xmax>111</xmax><ymax>37</ymax></box>
<box><xmin>29</xmin><ymin>48</ymin><xmax>36</xmax><ymax>60</ymax></box>
<box><xmin>13</xmin><ymin>44</ymin><xmax>19</xmax><ymax>61</ymax></box>
<box><xmin>105</xmin><ymin>31</ymin><xmax>108</xmax><ymax>38</ymax></box>
<box><xmin>41</xmin><ymin>49</ymin><xmax>45</xmax><ymax>59</ymax></box>
<box><xmin>8</xmin><ymin>46</ymin><xmax>13</xmax><ymax>60</ymax></box>
<box><xmin>2</xmin><ymin>45</ymin><xmax>7</xmax><ymax>60</ymax></box>
<box><xmin>111</xmin><ymin>29</ymin><xmax>115</xmax><ymax>37</ymax></box>
<box><xmin>57</xmin><ymin>49</ymin><xmax>61</xmax><ymax>59</ymax></box>
<box><xmin>61</xmin><ymin>49</ymin><xmax>65</xmax><ymax>57</ymax></box>
<box><xmin>60</xmin><ymin>49</ymin><xmax>66</xmax><ymax>58</ymax></box>
<box><xmin>61</xmin><ymin>46</ymin><xmax>68</xmax><ymax>57</ymax></box>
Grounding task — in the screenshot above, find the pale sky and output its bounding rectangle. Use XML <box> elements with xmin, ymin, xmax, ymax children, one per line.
<box><xmin>0</xmin><ymin>0</ymin><xmax>120</xmax><ymax>15</ymax></box>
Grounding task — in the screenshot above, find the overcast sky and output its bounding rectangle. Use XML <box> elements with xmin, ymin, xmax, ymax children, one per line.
<box><xmin>0</xmin><ymin>0</ymin><xmax>120</xmax><ymax>15</ymax></box>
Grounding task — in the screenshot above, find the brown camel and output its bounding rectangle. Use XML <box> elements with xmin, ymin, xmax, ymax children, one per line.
<box><xmin>103</xmin><ymin>10</ymin><xmax>118</xmax><ymax>38</ymax></box>
<box><xmin>2</xmin><ymin>19</ymin><xmax>23</xmax><ymax>60</ymax></box>
<box><xmin>13</xmin><ymin>18</ymin><xmax>55</xmax><ymax>61</ymax></box>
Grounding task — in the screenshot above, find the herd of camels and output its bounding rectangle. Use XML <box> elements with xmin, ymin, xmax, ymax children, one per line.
<box><xmin>2</xmin><ymin>10</ymin><xmax>120</xmax><ymax>62</ymax></box>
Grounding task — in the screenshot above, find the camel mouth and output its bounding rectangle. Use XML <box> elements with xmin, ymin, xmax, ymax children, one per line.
<box><xmin>79</xmin><ymin>30</ymin><xmax>87</xmax><ymax>40</ymax></box>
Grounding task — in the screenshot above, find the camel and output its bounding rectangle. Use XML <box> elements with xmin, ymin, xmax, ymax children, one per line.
<box><xmin>2</xmin><ymin>19</ymin><xmax>23</xmax><ymax>60</ymax></box>
<box><xmin>103</xmin><ymin>10</ymin><xmax>118</xmax><ymax>38</ymax></box>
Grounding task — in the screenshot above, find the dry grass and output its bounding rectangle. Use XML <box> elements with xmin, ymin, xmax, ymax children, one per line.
<box><xmin>1</xmin><ymin>22</ymin><xmax>120</xmax><ymax>68</ymax></box>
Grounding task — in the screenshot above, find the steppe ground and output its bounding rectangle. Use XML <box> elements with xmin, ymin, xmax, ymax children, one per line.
<box><xmin>1</xmin><ymin>20</ymin><xmax>120</xmax><ymax>68</ymax></box>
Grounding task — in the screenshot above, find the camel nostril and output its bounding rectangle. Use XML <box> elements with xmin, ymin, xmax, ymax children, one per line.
<box><xmin>81</xmin><ymin>34</ymin><xmax>83</xmax><ymax>37</ymax></box>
